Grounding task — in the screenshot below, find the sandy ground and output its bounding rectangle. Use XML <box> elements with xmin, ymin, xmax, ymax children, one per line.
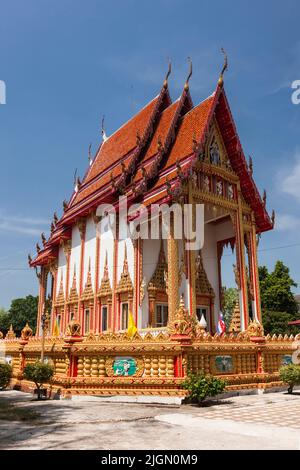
<box><xmin>0</xmin><ymin>390</ymin><xmax>300</xmax><ymax>450</ymax></box>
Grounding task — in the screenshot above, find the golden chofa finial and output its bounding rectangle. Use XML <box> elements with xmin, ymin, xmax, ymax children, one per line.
<box><xmin>218</xmin><ymin>47</ymin><xmax>228</xmax><ymax>87</ymax></box>
<box><xmin>163</xmin><ymin>60</ymin><xmax>172</xmax><ymax>88</ymax></box>
<box><xmin>184</xmin><ymin>57</ymin><xmax>193</xmax><ymax>91</ymax></box>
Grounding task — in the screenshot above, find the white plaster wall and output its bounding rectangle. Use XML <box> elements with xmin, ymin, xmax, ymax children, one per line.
<box><xmin>83</xmin><ymin>216</ymin><xmax>96</xmax><ymax>290</ymax></box>
<box><xmin>69</xmin><ymin>224</ymin><xmax>81</xmax><ymax>294</ymax></box>
<box><xmin>202</xmin><ymin>223</ymin><xmax>220</xmax><ymax>324</ymax></box>
<box><xmin>56</xmin><ymin>245</ymin><xmax>67</xmax><ymax>296</ymax></box>
<box><xmin>215</xmin><ymin>219</ymin><xmax>235</xmax><ymax>241</ymax></box>
<box><xmin>98</xmin><ymin>216</ymin><xmax>114</xmax><ymax>287</ymax></box>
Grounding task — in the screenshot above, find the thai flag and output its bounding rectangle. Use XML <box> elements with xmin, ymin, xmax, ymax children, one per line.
<box><xmin>217</xmin><ymin>312</ymin><xmax>226</xmax><ymax>335</ymax></box>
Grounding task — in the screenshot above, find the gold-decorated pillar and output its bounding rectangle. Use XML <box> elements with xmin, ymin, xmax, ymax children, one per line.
<box><xmin>36</xmin><ymin>266</ymin><xmax>48</xmax><ymax>337</ymax></box>
<box><xmin>235</xmin><ymin>183</ymin><xmax>249</xmax><ymax>330</ymax></box>
<box><xmin>167</xmin><ymin>216</ymin><xmax>179</xmax><ymax>324</ymax></box>
<box><xmin>248</xmin><ymin>212</ymin><xmax>262</xmax><ymax>322</ymax></box>
<box><xmin>187</xmin><ymin>184</ymin><xmax>197</xmax><ymax>319</ymax></box>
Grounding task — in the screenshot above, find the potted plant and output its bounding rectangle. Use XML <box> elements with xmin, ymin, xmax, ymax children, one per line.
<box><xmin>0</xmin><ymin>362</ymin><xmax>12</xmax><ymax>390</ymax></box>
<box><xmin>23</xmin><ymin>361</ymin><xmax>54</xmax><ymax>400</ymax></box>
<box><xmin>182</xmin><ymin>371</ymin><xmax>226</xmax><ymax>405</ymax></box>
<box><xmin>279</xmin><ymin>364</ymin><xmax>300</xmax><ymax>394</ymax></box>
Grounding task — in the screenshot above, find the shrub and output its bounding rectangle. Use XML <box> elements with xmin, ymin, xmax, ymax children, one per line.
<box><xmin>23</xmin><ymin>361</ymin><xmax>54</xmax><ymax>399</ymax></box>
<box><xmin>0</xmin><ymin>362</ymin><xmax>12</xmax><ymax>390</ymax></box>
<box><xmin>279</xmin><ymin>364</ymin><xmax>300</xmax><ymax>394</ymax></box>
<box><xmin>182</xmin><ymin>372</ymin><xmax>226</xmax><ymax>404</ymax></box>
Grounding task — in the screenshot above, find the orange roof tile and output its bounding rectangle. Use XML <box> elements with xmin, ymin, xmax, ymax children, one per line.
<box><xmin>87</xmin><ymin>95</ymin><xmax>159</xmax><ymax>184</ymax></box>
<box><xmin>133</xmin><ymin>100</ymin><xmax>180</xmax><ymax>184</ymax></box>
<box><xmin>69</xmin><ymin>95</ymin><xmax>161</xmax><ymax>209</ymax></box>
<box><xmin>166</xmin><ymin>95</ymin><xmax>214</xmax><ymax>168</ymax></box>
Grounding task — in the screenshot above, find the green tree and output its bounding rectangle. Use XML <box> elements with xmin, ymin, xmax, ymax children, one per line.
<box><xmin>182</xmin><ymin>372</ymin><xmax>226</xmax><ymax>405</ymax></box>
<box><xmin>262</xmin><ymin>310</ymin><xmax>299</xmax><ymax>336</ymax></box>
<box><xmin>259</xmin><ymin>261</ymin><xmax>298</xmax><ymax>314</ymax></box>
<box><xmin>0</xmin><ymin>296</ymin><xmax>38</xmax><ymax>337</ymax></box>
<box><xmin>0</xmin><ymin>363</ymin><xmax>12</xmax><ymax>390</ymax></box>
<box><xmin>0</xmin><ymin>308</ymin><xmax>10</xmax><ymax>336</ymax></box>
<box><xmin>259</xmin><ymin>261</ymin><xmax>299</xmax><ymax>335</ymax></box>
<box><xmin>222</xmin><ymin>287</ymin><xmax>238</xmax><ymax>327</ymax></box>
<box><xmin>23</xmin><ymin>361</ymin><xmax>54</xmax><ymax>400</ymax></box>
<box><xmin>279</xmin><ymin>364</ymin><xmax>300</xmax><ymax>394</ymax></box>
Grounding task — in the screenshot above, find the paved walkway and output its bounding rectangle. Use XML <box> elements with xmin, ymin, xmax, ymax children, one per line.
<box><xmin>0</xmin><ymin>390</ymin><xmax>299</xmax><ymax>450</ymax></box>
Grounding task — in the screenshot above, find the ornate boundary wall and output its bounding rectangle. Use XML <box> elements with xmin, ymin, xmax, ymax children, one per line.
<box><xmin>2</xmin><ymin>324</ymin><xmax>298</xmax><ymax>397</ymax></box>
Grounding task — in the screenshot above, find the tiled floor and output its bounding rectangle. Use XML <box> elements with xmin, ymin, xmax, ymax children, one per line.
<box><xmin>197</xmin><ymin>396</ymin><xmax>300</xmax><ymax>428</ymax></box>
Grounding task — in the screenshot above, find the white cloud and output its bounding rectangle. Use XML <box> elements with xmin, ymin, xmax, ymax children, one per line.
<box><xmin>0</xmin><ymin>214</ymin><xmax>48</xmax><ymax>236</ymax></box>
<box><xmin>275</xmin><ymin>213</ymin><xmax>300</xmax><ymax>232</ymax></box>
<box><xmin>280</xmin><ymin>155</ymin><xmax>300</xmax><ymax>203</ymax></box>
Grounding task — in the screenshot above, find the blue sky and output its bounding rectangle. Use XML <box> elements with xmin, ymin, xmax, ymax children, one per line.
<box><xmin>0</xmin><ymin>0</ymin><xmax>300</xmax><ymax>308</ymax></box>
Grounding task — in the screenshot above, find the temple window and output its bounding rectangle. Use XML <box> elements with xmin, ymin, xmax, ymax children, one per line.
<box><xmin>210</xmin><ymin>138</ymin><xmax>221</xmax><ymax>165</ymax></box>
<box><xmin>121</xmin><ymin>302</ymin><xmax>129</xmax><ymax>330</ymax></box>
<box><xmin>84</xmin><ymin>308</ymin><xmax>90</xmax><ymax>334</ymax></box>
<box><xmin>115</xmin><ymin>244</ymin><xmax>133</xmax><ymax>330</ymax></box>
<box><xmin>101</xmin><ymin>305</ymin><xmax>108</xmax><ymax>331</ymax></box>
<box><xmin>69</xmin><ymin>311</ymin><xmax>75</xmax><ymax>322</ymax></box>
<box><xmin>147</xmin><ymin>240</ymin><xmax>168</xmax><ymax>327</ymax></box>
<box><xmin>155</xmin><ymin>304</ymin><xmax>168</xmax><ymax>327</ymax></box>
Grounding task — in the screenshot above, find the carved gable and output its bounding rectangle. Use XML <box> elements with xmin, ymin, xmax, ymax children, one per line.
<box><xmin>195</xmin><ymin>251</ymin><xmax>215</xmax><ymax>297</ymax></box>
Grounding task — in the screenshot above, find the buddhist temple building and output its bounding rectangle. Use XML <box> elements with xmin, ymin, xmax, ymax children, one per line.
<box><xmin>29</xmin><ymin>58</ymin><xmax>274</xmax><ymax>340</ymax></box>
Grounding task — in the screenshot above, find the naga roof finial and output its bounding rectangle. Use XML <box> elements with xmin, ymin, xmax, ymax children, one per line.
<box><xmin>248</xmin><ymin>155</ymin><xmax>253</xmax><ymax>176</ymax></box>
<box><xmin>271</xmin><ymin>209</ymin><xmax>275</xmax><ymax>227</ymax></box>
<box><xmin>184</xmin><ymin>57</ymin><xmax>193</xmax><ymax>91</ymax></box>
<box><xmin>88</xmin><ymin>143</ymin><xmax>93</xmax><ymax>166</ymax></box>
<box><xmin>101</xmin><ymin>115</ymin><xmax>108</xmax><ymax>142</ymax></box>
<box><xmin>218</xmin><ymin>48</ymin><xmax>228</xmax><ymax>87</ymax></box>
<box><xmin>263</xmin><ymin>189</ymin><xmax>267</xmax><ymax>207</ymax></box>
<box><xmin>163</xmin><ymin>60</ymin><xmax>172</xmax><ymax>88</ymax></box>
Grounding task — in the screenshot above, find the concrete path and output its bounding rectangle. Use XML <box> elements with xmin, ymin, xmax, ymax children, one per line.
<box><xmin>0</xmin><ymin>390</ymin><xmax>299</xmax><ymax>450</ymax></box>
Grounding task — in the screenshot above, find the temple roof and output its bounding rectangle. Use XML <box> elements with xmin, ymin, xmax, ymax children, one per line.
<box><xmin>30</xmin><ymin>71</ymin><xmax>273</xmax><ymax>267</ymax></box>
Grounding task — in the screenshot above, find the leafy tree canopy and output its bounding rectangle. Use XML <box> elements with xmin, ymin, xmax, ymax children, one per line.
<box><xmin>222</xmin><ymin>287</ymin><xmax>238</xmax><ymax>327</ymax></box>
<box><xmin>0</xmin><ymin>295</ymin><xmax>38</xmax><ymax>337</ymax></box>
<box><xmin>259</xmin><ymin>261</ymin><xmax>299</xmax><ymax>335</ymax></box>
<box><xmin>259</xmin><ymin>261</ymin><xmax>298</xmax><ymax>314</ymax></box>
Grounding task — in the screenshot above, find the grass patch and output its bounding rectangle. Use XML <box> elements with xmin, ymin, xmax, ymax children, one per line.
<box><xmin>0</xmin><ymin>400</ymin><xmax>40</xmax><ymax>422</ymax></box>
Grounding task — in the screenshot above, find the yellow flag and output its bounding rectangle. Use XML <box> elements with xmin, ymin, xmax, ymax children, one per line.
<box><xmin>127</xmin><ymin>312</ymin><xmax>137</xmax><ymax>338</ymax></box>
<box><xmin>53</xmin><ymin>319</ymin><xmax>60</xmax><ymax>337</ymax></box>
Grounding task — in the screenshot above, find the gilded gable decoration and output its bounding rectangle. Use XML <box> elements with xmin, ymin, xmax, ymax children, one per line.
<box><xmin>116</xmin><ymin>244</ymin><xmax>133</xmax><ymax>294</ymax></box>
<box><xmin>5</xmin><ymin>324</ymin><xmax>16</xmax><ymax>340</ymax></box>
<box><xmin>229</xmin><ymin>301</ymin><xmax>241</xmax><ymax>333</ymax></box>
<box><xmin>195</xmin><ymin>251</ymin><xmax>215</xmax><ymax>297</ymax></box>
<box><xmin>55</xmin><ymin>273</ymin><xmax>65</xmax><ymax>307</ymax></box>
<box><xmin>148</xmin><ymin>240</ymin><xmax>168</xmax><ymax>295</ymax></box>
<box><xmin>67</xmin><ymin>265</ymin><xmax>79</xmax><ymax>305</ymax></box>
<box><xmin>81</xmin><ymin>258</ymin><xmax>94</xmax><ymax>302</ymax></box>
<box><xmin>98</xmin><ymin>251</ymin><xmax>112</xmax><ymax>298</ymax></box>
